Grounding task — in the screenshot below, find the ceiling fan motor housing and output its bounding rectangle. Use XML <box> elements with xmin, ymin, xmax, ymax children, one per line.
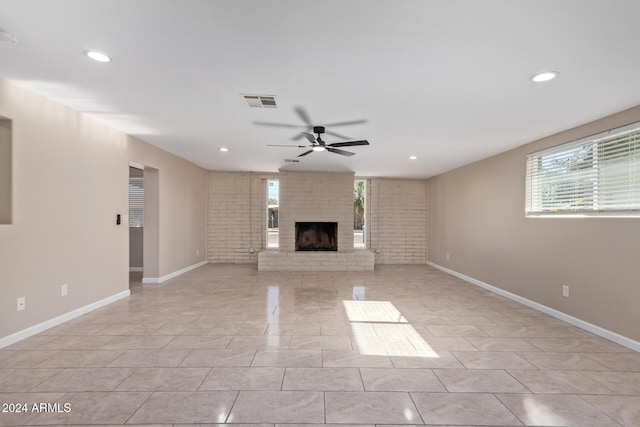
<box><xmin>313</xmin><ymin>126</ymin><xmax>325</xmax><ymax>134</ymax></box>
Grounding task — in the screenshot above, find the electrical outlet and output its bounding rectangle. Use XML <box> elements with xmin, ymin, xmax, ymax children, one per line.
<box><xmin>196</xmin><ymin>249</ymin><xmax>199</xmax><ymax>256</ymax></box>
<box><xmin>61</xmin><ymin>284</ymin><xmax>68</xmax><ymax>297</ymax></box>
<box><xmin>562</xmin><ymin>285</ymin><xmax>570</xmax><ymax>297</ymax></box>
<box><xmin>16</xmin><ymin>297</ymin><xmax>25</xmax><ymax>311</ymax></box>
<box><xmin>446</xmin><ymin>253</ymin><xmax>450</xmax><ymax>261</ymax></box>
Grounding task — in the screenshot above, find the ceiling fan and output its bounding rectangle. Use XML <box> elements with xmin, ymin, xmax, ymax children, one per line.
<box><xmin>268</xmin><ymin>126</ymin><xmax>369</xmax><ymax>157</ymax></box>
<box><xmin>254</xmin><ymin>106</ymin><xmax>367</xmax><ymax>141</ymax></box>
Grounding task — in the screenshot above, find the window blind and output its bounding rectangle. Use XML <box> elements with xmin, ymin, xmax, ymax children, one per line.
<box><xmin>526</xmin><ymin>123</ymin><xmax>640</xmax><ymax>216</ymax></box>
<box><xmin>129</xmin><ymin>176</ymin><xmax>144</xmax><ymax>227</ymax></box>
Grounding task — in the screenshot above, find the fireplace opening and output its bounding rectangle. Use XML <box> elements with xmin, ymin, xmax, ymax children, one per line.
<box><xmin>295</xmin><ymin>222</ymin><xmax>338</xmax><ymax>251</ymax></box>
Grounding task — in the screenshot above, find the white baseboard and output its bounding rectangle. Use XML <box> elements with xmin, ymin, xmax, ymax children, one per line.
<box><xmin>0</xmin><ymin>289</ymin><xmax>130</xmax><ymax>349</ymax></box>
<box><xmin>142</xmin><ymin>260</ymin><xmax>208</xmax><ymax>284</ymax></box>
<box><xmin>129</xmin><ymin>267</ymin><xmax>143</xmax><ymax>272</ymax></box>
<box><xmin>427</xmin><ymin>262</ymin><xmax>640</xmax><ymax>353</ymax></box>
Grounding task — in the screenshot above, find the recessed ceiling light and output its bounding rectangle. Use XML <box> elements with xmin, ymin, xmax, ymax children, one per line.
<box><xmin>312</xmin><ymin>146</ymin><xmax>325</xmax><ymax>152</ymax></box>
<box><xmin>531</xmin><ymin>71</ymin><xmax>559</xmax><ymax>83</ymax></box>
<box><xmin>219</xmin><ymin>147</ymin><xmax>229</xmax><ymax>152</ymax></box>
<box><xmin>409</xmin><ymin>155</ymin><xmax>418</xmax><ymax>160</ymax></box>
<box><xmin>85</xmin><ymin>51</ymin><xmax>112</xmax><ymax>63</ymax></box>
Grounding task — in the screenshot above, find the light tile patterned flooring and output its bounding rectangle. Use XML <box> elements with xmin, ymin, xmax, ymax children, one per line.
<box><xmin>1</xmin><ymin>264</ymin><xmax>639</xmax><ymax>426</ymax></box>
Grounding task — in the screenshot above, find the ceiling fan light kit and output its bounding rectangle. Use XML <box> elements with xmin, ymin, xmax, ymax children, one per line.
<box><xmin>261</xmin><ymin>108</ymin><xmax>370</xmax><ymax>158</ymax></box>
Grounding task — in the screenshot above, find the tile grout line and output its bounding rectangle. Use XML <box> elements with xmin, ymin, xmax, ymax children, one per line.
<box><xmin>122</xmin><ymin>390</ymin><xmax>156</xmax><ymax>425</ymax></box>
<box><xmin>223</xmin><ymin>390</ymin><xmax>241</xmax><ymax>423</ymax></box>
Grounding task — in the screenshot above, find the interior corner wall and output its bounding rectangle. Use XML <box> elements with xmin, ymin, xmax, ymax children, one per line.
<box><xmin>427</xmin><ymin>105</ymin><xmax>640</xmax><ymax>342</ymax></box>
<box><xmin>0</xmin><ymin>77</ymin><xmax>207</xmax><ymax>342</ymax></box>
<box><xmin>369</xmin><ymin>177</ymin><xmax>428</xmax><ymax>264</ymax></box>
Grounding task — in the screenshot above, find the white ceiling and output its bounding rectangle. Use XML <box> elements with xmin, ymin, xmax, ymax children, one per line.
<box><xmin>1</xmin><ymin>0</ymin><xmax>640</xmax><ymax>178</ymax></box>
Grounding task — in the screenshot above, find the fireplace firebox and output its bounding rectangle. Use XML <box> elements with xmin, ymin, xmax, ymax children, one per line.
<box><xmin>295</xmin><ymin>222</ymin><xmax>338</xmax><ymax>251</ymax></box>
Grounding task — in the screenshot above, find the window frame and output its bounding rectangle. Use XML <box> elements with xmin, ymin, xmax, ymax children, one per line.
<box><xmin>266</xmin><ymin>179</ymin><xmax>279</xmax><ymax>248</ymax></box>
<box><xmin>525</xmin><ymin>122</ymin><xmax>640</xmax><ymax>218</ymax></box>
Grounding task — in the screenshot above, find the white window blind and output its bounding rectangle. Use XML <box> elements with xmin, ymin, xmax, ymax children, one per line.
<box><xmin>129</xmin><ymin>176</ymin><xmax>144</xmax><ymax>227</ymax></box>
<box><xmin>526</xmin><ymin>123</ymin><xmax>640</xmax><ymax>216</ymax></box>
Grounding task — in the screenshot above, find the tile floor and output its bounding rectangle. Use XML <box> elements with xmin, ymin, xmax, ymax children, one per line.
<box><xmin>1</xmin><ymin>264</ymin><xmax>639</xmax><ymax>426</ymax></box>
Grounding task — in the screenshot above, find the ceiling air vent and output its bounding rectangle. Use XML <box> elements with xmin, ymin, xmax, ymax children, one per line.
<box><xmin>243</xmin><ymin>94</ymin><xmax>277</xmax><ymax>108</ymax></box>
<box><xmin>284</xmin><ymin>159</ymin><xmax>300</xmax><ymax>163</ymax></box>
<box><xmin>260</xmin><ymin>96</ymin><xmax>276</xmax><ymax>107</ymax></box>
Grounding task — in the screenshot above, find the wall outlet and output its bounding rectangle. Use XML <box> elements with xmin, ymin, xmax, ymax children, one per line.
<box><xmin>16</xmin><ymin>297</ymin><xmax>25</xmax><ymax>311</ymax></box>
<box><xmin>196</xmin><ymin>249</ymin><xmax>199</xmax><ymax>256</ymax></box>
<box><xmin>446</xmin><ymin>253</ymin><xmax>450</xmax><ymax>261</ymax></box>
<box><xmin>61</xmin><ymin>284</ymin><xmax>68</xmax><ymax>297</ymax></box>
<box><xmin>562</xmin><ymin>285</ymin><xmax>570</xmax><ymax>297</ymax></box>
<box><xmin>249</xmin><ymin>248</ymin><xmax>254</xmax><ymax>254</ymax></box>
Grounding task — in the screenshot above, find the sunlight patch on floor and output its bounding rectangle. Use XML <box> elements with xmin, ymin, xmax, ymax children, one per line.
<box><xmin>523</xmin><ymin>396</ymin><xmax>567</xmax><ymax>426</ymax></box>
<box><xmin>343</xmin><ymin>300</ymin><xmax>438</xmax><ymax>358</ymax></box>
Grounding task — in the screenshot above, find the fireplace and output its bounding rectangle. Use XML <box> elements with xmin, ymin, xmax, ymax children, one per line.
<box><xmin>295</xmin><ymin>222</ymin><xmax>338</xmax><ymax>251</ymax></box>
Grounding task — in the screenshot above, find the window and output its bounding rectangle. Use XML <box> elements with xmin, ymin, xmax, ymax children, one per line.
<box><xmin>354</xmin><ymin>179</ymin><xmax>365</xmax><ymax>248</ymax></box>
<box><xmin>526</xmin><ymin>123</ymin><xmax>640</xmax><ymax>216</ymax></box>
<box><xmin>267</xmin><ymin>179</ymin><xmax>279</xmax><ymax>248</ymax></box>
<box><xmin>129</xmin><ymin>168</ymin><xmax>144</xmax><ymax>227</ymax></box>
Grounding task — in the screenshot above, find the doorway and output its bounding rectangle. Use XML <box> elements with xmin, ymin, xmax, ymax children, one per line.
<box><xmin>128</xmin><ymin>163</ymin><xmax>159</xmax><ymax>287</ymax></box>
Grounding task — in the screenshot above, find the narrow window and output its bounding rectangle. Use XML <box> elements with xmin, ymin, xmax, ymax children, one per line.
<box><xmin>354</xmin><ymin>179</ymin><xmax>366</xmax><ymax>248</ymax></box>
<box><xmin>0</xmin><ymin>118</ymin><xmax>12</xmax><ymax>224</ymax></box>
<box><xmin>267</xmin><ymin>179</ymin><xmax>279</xmax><ymax>248</ymax></box>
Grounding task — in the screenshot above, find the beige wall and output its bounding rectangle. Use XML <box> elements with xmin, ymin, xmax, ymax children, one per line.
<box><xmin>0</xmin><ymin>118</ymin><xmax>10</xmax><ymax>224</ymax></box>
<box><xmin>427</xmin><ymin>105</ymin><xmax>640</xmax><ymax>342</ymax></box>
<box><xmin>0</xmin><ymin>77</ymin><xmax>207</xmax><ymax>341</ymax></box>
<box><xmin>129</xmin><ymin>227</ymin><xmax>143</xmax><ymax>269</ymax></box>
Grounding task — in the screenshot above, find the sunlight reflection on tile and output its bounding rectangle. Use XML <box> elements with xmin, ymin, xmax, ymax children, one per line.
<box><xmin>523</xmin><ymin>395</ymin><xmax>568</xmax><ymax>426</ymax></box>
<box><xmin>343</xmin><ymin>301</ymin><xmax>407</xmax><ymax>323</ymax></box>
<box><xmin>352</xmin><ymin>286</ymin><xmax>366</xmax><ymax>301</ymax></box>
<box><xmin>344</xmin><ymin>300</ymin><xmax>438</xmax><ymax>358</ymax></box>
<box><xmin>268</xmin><ymin>286</ymin><xmax>280</xmax><ymax>328</ymax></box>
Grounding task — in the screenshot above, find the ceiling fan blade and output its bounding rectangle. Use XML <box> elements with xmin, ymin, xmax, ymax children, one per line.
<box><xmin>321</xmin><ymin>119</ymin><xmax>368</xmax><ymax>127</ymax></box>
<box><xmin>327</xmin><ymin>140</ymin><xmax>370</xmax><ymax>147</ymax></box>
<box><xmin>302</xmin><ymin>132</ymin><xmax>317</xmax><ymax>144</ymax></box>
<box><xmin>253</xmin><ymin>121</ymin><xmax>304</xmax><ymax>128</ymax></box>
<box><xmin>327</xmin><ymin>147</ymin><xmax>355</xmax><ymax>157</ymax></box>
<box><xmin>266</xmin><ymin>144</ymin><xmax>307</xmax><ymax>147</ymax></box>
<box><xmin>294</xmin><ymin>106</ymin><xmax>313</xmax><ymax>125</ymax></box>
<box><xmin>325</xmin><ymin>130</ymin><xmax>352</xmax><ymax>140</ymax></box>
<box><xmin>298</xmin><ymin>150</ymin><xmax>314</xmax><ymax>157</ymax></box>
<box><xmin>291</xmin><ymin>132</ymin><xmax>307</xmax><ymax>141</ymax></box>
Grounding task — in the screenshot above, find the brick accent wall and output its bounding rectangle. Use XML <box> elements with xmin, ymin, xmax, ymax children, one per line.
<box><xmin>368</xmin><ymin>178</ymin><xmax>427</xmax><ymax>264</ymax></box>
<box><xmin>208</xmin><ymin>171</ymin><xmax>427</xmax><ymax>266</ymax></box>
<box><xmin>279</xmin><ymin>171</ymin><xmax>355</xmax><ymax>253</ymax></box>
<box><xmin>208</xmin><ymin>171</ymin><xmax>276</xmax><ymax>263</ymax></box>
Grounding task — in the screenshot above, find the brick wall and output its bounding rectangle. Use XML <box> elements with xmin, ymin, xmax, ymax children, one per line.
<box><xmin>368</xmin><ymin>178</ymin><xmax>427</xmax><ymax>264</ymax></box>
<box><xmin>207</xmin><ymin>171</ymin><xmax>276</xmax><ymax>263</ymax></box>
<box><xmin>279</xmin><ymin>171</ymin><xmax>355</xmax><ymax>253</ymax></box>
<box><xmin>208</xmin><ymin>171</ymin><xmax>427</xmax><ymax>265</ymax></box>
